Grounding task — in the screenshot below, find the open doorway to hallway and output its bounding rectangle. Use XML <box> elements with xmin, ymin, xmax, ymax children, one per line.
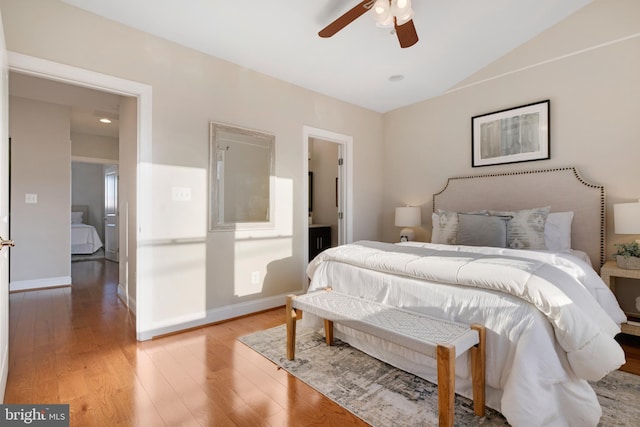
<box><xmin>6</xmin><ymin>52</ymin><xmax>152</xmax><ymax>341</ymax></box>
<box><xmin>9</xmin><ymin>71</ymin><xmax>125</xmax><ymax>290</ymax></box>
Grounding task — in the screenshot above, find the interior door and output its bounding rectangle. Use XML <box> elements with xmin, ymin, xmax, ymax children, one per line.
<box><xmin>104</xmin><ymin>164</ymin><xmax>118</xmax><ymax>262</ymax></box>
<box><xmin>0</xmin><ymin>13</ymin><xmax>10</xmax><ymax>401</ymax></box>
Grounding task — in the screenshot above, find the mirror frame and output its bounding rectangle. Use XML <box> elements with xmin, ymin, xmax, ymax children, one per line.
<box><xmin>209</xmin><ymin>121</ymin><xmax>275</xmax><ymax>231</ymax></box>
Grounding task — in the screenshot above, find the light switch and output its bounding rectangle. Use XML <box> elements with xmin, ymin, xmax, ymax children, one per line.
<box><xmin>25</xmin><ymin>193</ymin><xmax>37</xmax><ymax>204</ymax></box>
<box><xmin>171</xmin><ymin>186</ymin><xmax>191</xmax><ymax>202</ymax></box>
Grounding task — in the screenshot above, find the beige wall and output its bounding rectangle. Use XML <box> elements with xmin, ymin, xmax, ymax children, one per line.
<box><xmin>9</xmin><ymin>96</ymin><xmax>71</xmax><ymax>287</ymax></box>
<box><xmin>381</xmin><ymin>0</ymin><xmax>640</xmax><ymax>262</ymax></box>
<box><xmin>71</xmin><ymin>132</ymin><xmax>118</xmax><ymax>160</ymax></box>
<box><xmin>0</xmin><ymin>0</ymin><xmax>383</xmax><ymax>335</ymax></box>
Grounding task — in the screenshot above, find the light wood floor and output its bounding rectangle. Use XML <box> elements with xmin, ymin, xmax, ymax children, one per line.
<box><xmin>5</xmin><ymin>260</ymin><xmax>367</xmax><ymax>426</ymax></box>
<box><xmin>4</xmin><ymin>260</ymin><xmax>640</xmax><ymax>426</ymax></box>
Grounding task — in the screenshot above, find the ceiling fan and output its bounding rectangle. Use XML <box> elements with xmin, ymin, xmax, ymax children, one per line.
<box><xmin>319</xmin><ymin>0</ymin><xmax>419</xmax><ymax>48</ymax></box>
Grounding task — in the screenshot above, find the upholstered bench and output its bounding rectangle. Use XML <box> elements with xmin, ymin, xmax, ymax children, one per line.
<box><xmin>285</xmin><ymin>288</ymin><xmax>486</xmax><ymax>427</ymax></box>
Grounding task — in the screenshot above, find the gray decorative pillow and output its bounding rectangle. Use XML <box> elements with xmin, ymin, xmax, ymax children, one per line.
<box><xmin>457</xmin><ymin>213</ymin><xmax>510</xmax><ymax>247</ymax></box>
<box><xmin>489</xmin><ymin>206</ymin><xmax>550</xmax><ymax>249</ymax></box>
<box><xmin>432</xmin><ymin>209</ymin><xmax>489</xmax><ymax>245</ymax></box>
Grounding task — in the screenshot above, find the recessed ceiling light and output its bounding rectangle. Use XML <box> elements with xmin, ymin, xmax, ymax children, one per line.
<box><xmin>99</xmin><ymin>118</ymin><xmax>112</xmax><ymax>124</ymax></box>
<box><xmin>388</xmin><ymin>74</ymin><xmax>404</xmax><ymax>82</ymax></box>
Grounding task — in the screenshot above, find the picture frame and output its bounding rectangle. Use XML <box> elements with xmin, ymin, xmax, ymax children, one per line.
<box><xmin>471</xmin><ymin>100</ymin><xmax>550</xmax><ymax>167</ymax></box>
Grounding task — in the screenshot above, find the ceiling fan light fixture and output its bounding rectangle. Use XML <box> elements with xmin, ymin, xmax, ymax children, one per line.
<box><xmin>375</xmin><ymin>15</ymin><xmax>394</xmax><ymax>28</ymax></box>
<box><xmin>372</xmin><ymin>0</ymin><xmax>392</xmax><ymax>26</ymax></box>
<box><xmin>392</xmin><ymin>0</ymin><xmax>414</xmax><ymax>25</ymax></box>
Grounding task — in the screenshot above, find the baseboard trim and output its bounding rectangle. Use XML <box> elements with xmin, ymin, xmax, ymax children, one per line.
<box><xmin>9</xmin><ymin>276</ymin><xmax>72</xmax><ymax>292</ymax></box>
<box><xmin>117</xmin><ymin>284</ymin><xmax>137</xmax><ymax>315</ymax></box>
<box><xmin>136</xmin><ymin>291</ymin><xmax>304</xmax><ymax>341</ymax></box>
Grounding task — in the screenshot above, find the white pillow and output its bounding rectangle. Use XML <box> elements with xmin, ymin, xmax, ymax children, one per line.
<box><xmin>544</xmin><ymin>211</ymin><xmax>574</xmax><ymax>252</ymax></box>
<box><xmin>71</xmin><ymin>211</ymin><xmax>83</xmax><ymax>224</ymax></box>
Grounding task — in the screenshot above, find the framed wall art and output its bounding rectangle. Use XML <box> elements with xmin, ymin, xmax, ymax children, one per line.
<box><xmin>471</xmin><ymin>100</ymin><xmax>550</xmax><ymax>167</ymax></box>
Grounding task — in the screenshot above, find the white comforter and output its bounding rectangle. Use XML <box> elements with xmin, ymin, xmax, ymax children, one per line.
<box><xmin>305</xmin><ymin>241</ymin><xmax>626</xmax><ymax>427</ymax></box>
<box><xmin>71</xmin><ymin>223</ymin><xmax>103</xmax><ymax>254</ymax></box>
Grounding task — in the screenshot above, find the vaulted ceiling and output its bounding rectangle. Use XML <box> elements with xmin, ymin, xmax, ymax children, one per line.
<box><xmin>61</xmin><ymin>0</ymin><xmax>594</xmax><ymax>113</ymax></box>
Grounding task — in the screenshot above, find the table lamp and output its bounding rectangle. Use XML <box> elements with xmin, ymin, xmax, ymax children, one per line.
<box><xmin>395</xmin><ymin>206</ymin><xmax>421</xmax><ymax>242</ymax></box>
<box><xmin>614</xmin><ymin>201</ymin><xmax>640</xmax><ymax>242</ymax></box>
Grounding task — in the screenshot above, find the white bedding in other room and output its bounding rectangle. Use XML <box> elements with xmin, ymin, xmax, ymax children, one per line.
<box><xmin>304</xmin><ymin>241</ymin><xmax>626</xmax><ymax>427</ymax></box>
<box><xmin>71</xmin><ymin>223</ymin><xmax>103</xmax><ymax>254</ymax></box>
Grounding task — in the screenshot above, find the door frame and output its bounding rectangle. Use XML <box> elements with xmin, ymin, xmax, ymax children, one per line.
<box><xmin>302</xmin><ymin>126</ymin><xmax>352</xmax><ymax>278</ymax></box>
<box><xmin>8</xmin><ymin>52</ymin><xmax>153</xmax><ymax>341</ymax></box>
<box><xmin>0</xmin><ymin>14</ymin><xmax>8</xmax><ymax>401</ymax></box>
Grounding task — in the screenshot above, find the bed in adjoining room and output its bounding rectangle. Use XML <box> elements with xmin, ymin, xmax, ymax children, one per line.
<box><xmin>71</xmin><ymin>205</ymin><xmax>103</xmax><ymax>255</ymax></box>
<box><xmin>304</xmin><ymin>167</ymin><xmax>627</xmax><ymax>427</ymax></box>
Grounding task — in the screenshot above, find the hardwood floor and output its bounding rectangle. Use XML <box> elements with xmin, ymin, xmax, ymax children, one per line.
<box><xmin>5</xmin><ymin>260</ymin><xmax>367</xmax><ymax>426</ymax></box>
<box><xmin>4</xmin><ymin>260</ymin><xmax>639</xmax><ymax>426</ymax></box>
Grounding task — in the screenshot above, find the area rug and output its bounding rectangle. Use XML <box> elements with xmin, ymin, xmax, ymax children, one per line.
<box><xmin>239</xmin><ymin>325</ymin><xmax>640</xmax><ymax>427</ymax></box>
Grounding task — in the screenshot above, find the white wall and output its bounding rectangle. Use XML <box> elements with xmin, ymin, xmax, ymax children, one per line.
<box><xmin>9</xmin><ymin>96</ymin><xmax>71</xmax><ymax>289</ymax></box>
<box><xmin>381</xmin><ymin>0</ymin><xmax>640</xmax><ymax>259</ymax></box>
<box><xmin>0</xmin><ymin>0</ymin><xmax>384</xmax><ymax>336</ymax></box>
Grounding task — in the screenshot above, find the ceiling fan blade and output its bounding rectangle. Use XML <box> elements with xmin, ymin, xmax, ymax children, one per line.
<box><xmin>319</xmin><ymin>0</ymin><xmax>374</xmax><ymax>38</ymax></box>
<box><xmin>395</xmin><ymin>19</ymin><xmax>419</xmax><ymax>48</ymax></box>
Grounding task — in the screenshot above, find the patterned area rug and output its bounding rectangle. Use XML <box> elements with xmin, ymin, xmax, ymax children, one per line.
<box><xmin>239</xmin><ymin>325</ymin><xmax>640</xmax><ymax>427</ymax></box>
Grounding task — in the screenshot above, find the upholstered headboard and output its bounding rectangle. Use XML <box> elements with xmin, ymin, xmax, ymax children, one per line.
<box><xmin>433</xmin><ymin>167</ymin><xmax>605</xmax><ymax>267</ymax></box>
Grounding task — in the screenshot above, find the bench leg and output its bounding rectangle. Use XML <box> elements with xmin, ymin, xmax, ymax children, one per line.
<box><xmin>470</xmin><ymin>324</ymin><xmax>486</xmax><ymax>416</ymax></box>
<box><xmin>324</xmin><ymin>319</ymin><xmax>334</xmax><ymax>346</ymax></box>
<box><xmin>437</xmin><ymin>343</ymin><xmax>455</xmax><ymax>427</ymax></box>
<box><xmin>286</xmin><ymin>295</ymin><xmax>298</xmax><ymax>360</ymax></box>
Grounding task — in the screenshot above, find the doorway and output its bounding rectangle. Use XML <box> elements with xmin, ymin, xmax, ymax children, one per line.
<box><xmin>303</xmin><ymin>126</ymin><xmax>352</xmax><ymax>267</ymax></box>
<box><xmin>104</xmin><ymin>164</ymin><xmax>119</xmax><ymax>262</ymax></box>
<box><xmin>7</xmin><ymin>52</ymin><xmax>152</xmax><ymax>340</ymax></box>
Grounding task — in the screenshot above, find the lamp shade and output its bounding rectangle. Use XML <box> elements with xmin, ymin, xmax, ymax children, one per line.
<box><xmin>614</xmin><ymin>202</ymin><xmax>640</xmax><ymax>234</ymax></box>
<box><xmin>395</xmin><ymin>206</ymin><xmax>421</xmax><ymax>227</ymax></box>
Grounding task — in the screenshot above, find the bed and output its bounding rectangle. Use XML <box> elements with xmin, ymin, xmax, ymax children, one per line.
<box><xmin>71</xmin><ymin>205</ymin><xmax>103</xmax><ymax>255</ymax></box>
<box><xmin>304</xmin><ymin>167</ymin><xmax>627</xmax><ymax>427</ymax></box>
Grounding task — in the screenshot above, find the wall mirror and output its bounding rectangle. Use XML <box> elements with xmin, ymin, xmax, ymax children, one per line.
<box><xmin>209</xmin><ymin>122</ymin><xmax>275</xmax><ymax>230</ymax></box>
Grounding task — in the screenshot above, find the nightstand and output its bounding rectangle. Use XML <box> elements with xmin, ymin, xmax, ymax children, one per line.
<box><xmin>600</xmin><ymin>260</ymin><xmax>640</xmax><ymax>336</ymax></box>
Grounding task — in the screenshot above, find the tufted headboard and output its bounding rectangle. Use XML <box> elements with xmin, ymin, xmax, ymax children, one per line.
<box><xmin>433</xmin><ymin>167</ymin><xmax>605</xmax><ymax>267</ymax></box>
